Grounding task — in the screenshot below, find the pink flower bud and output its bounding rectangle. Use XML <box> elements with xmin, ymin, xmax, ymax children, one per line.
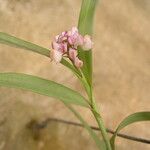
<box><xmin>68</xmin><ymin>36</ymin><xmax>74</xmax><ymax>45</ymax></box>
<box><xmin>76</xmin><ymin>34</ymin><xmax>84</xmax><ymax>46</ymax></box>
<box><xmin>68</xmin><ymin>27</ymin><xmax>78</xmax><ymax>35</ymax></box>
<box><xmin>61</xmin><ymin>31</ymin><xmax>67</xmax><ymax>36</ymax></box>
<box><xmin>51</xmin><ymin>27</ymin><xmax>93</xmax><ymax>68</ymax></box>
<box><xmin>74</xmin><ymin>57</ymin><xmax>83</xmax><ymax>68</ymax></box>
<box><xmin>50</xmin><ymin>50</ymin><xmax>63</xmax><ymax>63</ymax></box>
<box><xmin>52</xmin><ymin>42</ymin><xmax>67</xmax><ymax>54</ymax></box>
<box><xmin>52</xmin><ymin>41</ymin><xmax>60</xmax><ymax>51</ymax></box>
<box><xmin>68</xmin><ymin>27</ymin><xmax>79</xmax><ymax>45</ymax></box>
<box><xmin>68</xmin><ymin>34</ymin><xmax>79</xmax><ymax>45</ymax></box>
<box><xmin>82</xmin><ymin>35</ymin><xmax>93</xmax><ymax>50</ymax></box>
<box><xmin>69</xmin><ymin>48</ymin><xmax>77</xmax><ymax>61</ymax></box>
<box><xmin>68</xmin><ymin>28</ymin><xmax>84</xmax><ymax>47</ymax></box>
<box><xmin>59</xmin><ymin>31</ymin><xmax>68</xmax><ymax>42</ymax></box>
<box><xmin>55</xmin><ymin>35</ymin><xmax>59</xmax><ymax>42</ymax></box>
<box><xmin>60</xmin><ymin>43</ymin><xmax>68</xmax><ymax>53</ymax></box>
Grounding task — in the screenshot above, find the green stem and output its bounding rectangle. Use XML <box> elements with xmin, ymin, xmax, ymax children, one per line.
<box><xmin>80</xmin><ymin>73</ymin><xmax>112</xmax><ymax>150</ymax></box>
<box><xmin>64</xmin><ymin>103</ymin><xmax>106</xmax><ymax>150</ymax></box>
<box><xmin>91</xmin><ymin>98</ymin><xmax>112</xmax><ymax>150</ymax></box>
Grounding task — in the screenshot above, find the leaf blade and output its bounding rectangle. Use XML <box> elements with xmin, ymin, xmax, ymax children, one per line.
<box><xmin>65</xmin><ymin>104</ymin><xmax>106</xmax><ymax>150</ymax></box>
<box><xmin>0</xmin><ymin>73</ymin><xmax>89</xmax><ymax>107</ymax></box>
<box><xmin>0</xmin><ymin>32</ymin><xmax>50</xmax><ymax>57</ymax></box>
<box><xmin>0</xmin><ymin>32</ymin><xmax>79</xmax><ymax>75</ymax></box>
<box><xmin>110</xmin><ymin>112</ymin><xmax>150</xmax><ymax>150</ymax></box>
<box><xmin>78</xmin><ymin>0</ymin><xmax>98</xmax><ymax>85</ymax></box>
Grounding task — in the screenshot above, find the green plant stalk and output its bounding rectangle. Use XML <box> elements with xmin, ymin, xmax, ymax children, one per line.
<box><xmin>64</xmin><ymin>103</ymin><xmax>106</xmax><ymax>150</ymax></box>
<box><xmin>91</xmin><ymin>97</ymin><xmax>112</xmax><ymax>150</ymax></box>
<box><xmin>80</xmin><ymin>73</ymin><xmax>112</xmax><ymax>150</ymax></box>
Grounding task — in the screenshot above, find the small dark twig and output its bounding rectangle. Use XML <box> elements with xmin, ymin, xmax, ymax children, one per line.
<box><xmin>30</xmin><ymin>117</ymin><xmax>150</xmax><ymax>144</ymax></box>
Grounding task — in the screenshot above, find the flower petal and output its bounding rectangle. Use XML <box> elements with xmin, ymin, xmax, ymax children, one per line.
<box><xmin>55</xmin><ymin>35</ymin><xmax>59</xmax><ymax>42</ymax></box>
<box><xmin>74</xmin><ymin>57</ymin><xmax>83</xmax><ymax>68</ymax></box>
<box><xmin>52</xmin><ymin>41</ymin><xmax>60</xmax><ymax>51</ymax></box>
<box><xmin>71</xmin><ymin>27</ymin><xmax>78</xmax><ymax>34</ymax></box>
<box><xmin>75</xmin><ymin>34</ymin><xmax>84</xmax><ymax>46</ymax></box>
<box><xmin>82</xmin><ymin>35</ymin><xmax>93</xmax><ymax>50</ymax></box>
<box><xmin>50</xmin><ymin>50</ymin><xmax>63</xmax><ymax>63</ymax></box>
<box><xmin>69</xmin><ymin>48</ymin><xmax>77</xmax><ymax>61</ymax></box>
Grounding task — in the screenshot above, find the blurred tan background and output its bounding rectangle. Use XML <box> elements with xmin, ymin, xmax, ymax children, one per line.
<box><xmin>0</xmin><ymin>0</ymin><xmax>150</xmax><ymax>150</ymax></box>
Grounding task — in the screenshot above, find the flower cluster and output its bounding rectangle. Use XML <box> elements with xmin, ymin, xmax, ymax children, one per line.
<box><xmin>50</xmin><ymin>27</ymin><xmax>93</xmax><ymax>68</ymax></box>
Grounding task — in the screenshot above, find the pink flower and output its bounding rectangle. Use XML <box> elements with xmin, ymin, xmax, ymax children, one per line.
<box><xmin>74</xmin><ymin>57</ymin><xmax>83</xmax><ymax>68</ymax></box>
<box><xmin>50</xmin><ymin>50</ymin><xmax>63</xmax><ymax>63</ymax></box>
<box><xmin>82</xmin><ymin>35</ymin><xmax>93</xmax><ymax>50</ymax></box>
<box><xmin>69</xmin><ymin>48</ymin><xmax>77</xmax><ymax>61</ymax></box>
<box><xmin>50</xmin><ymin>27</ymin><xmax>93</xmax><ymax>68</ymax></box>
<box><xmin>68</xmin><ymin>27</ymin><xmax>79</xmax><ymax>45</ymax></box>
<box><xmin>68</xmin><ymin>27</ymin><xmax>78</xmax><ymax>36</ymax></box>
<box><xmin>59</xmin><ymin>42</ymin><xmax>68</xmax><ymax>53</ymax></box>
<box><xmin>77</xmin><ymin>34</ymin><xmax>84</xmax><ymax>45</ymax></box>
<box><xmin>68</xmin><ymin>27</ymin><xmax>83</xmax><ymax>47</ymax></box>
<box><xmin>52</xmin><ymin>42</ymin><xmax>67</xmax><ymax>53</ymax></box>
<box><xmin>52</xmin><ymin>41</ymin><xmax>60</xmax><ymax>51</ymax></box>
<box><xmin>57</xmin><ymin>31</ymin><xmax>68</xmax><ymax>43</ymax></box>
<box><xmin>55</xmin><ymin>35</ymin><xmax>59</xmax><ymax>41</ymax></box>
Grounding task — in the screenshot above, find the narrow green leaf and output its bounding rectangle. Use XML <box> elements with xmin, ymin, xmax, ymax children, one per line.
<box><xmin>0</xmin><ymin>32</ymin><xmax>79</xmax><ymax>75</ymax></box>
<box><xmin>78</xmin><ymin>0</ymin><xmax>98</xmax><ymax>85</ymax></box>
<box><xmin>0</xmin><ymin>73</ymin><xmax>89</xmax><ymax>107</ymax></box>
<box><xmin>110</xmin><ymin>112</ymin><xmax>150</xmax><ymax>150</ymax></box>
<box><xmin>65</xmin><ymin>104</ymin><xmax>106</xmax><ymax>150</ymax></box>
<box><xmin>0</xmin><ymin>32</ymin><xmax>50</xmax><ymax>57</ymax></box>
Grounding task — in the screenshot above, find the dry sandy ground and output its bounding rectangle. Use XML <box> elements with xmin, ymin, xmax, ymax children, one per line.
<box><xmin>0</xmin><ymin>0</ymin><xmax>150</xmax><ymax>150</ymax></box>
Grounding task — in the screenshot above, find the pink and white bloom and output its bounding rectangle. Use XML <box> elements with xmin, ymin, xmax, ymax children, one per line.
<box><xmin>74</xmin><ymin>57</ymin><xmax>83</xmax><ymax>68</ymax></box>
<box><xmin>82</xmin><ymin>35</ymin><xmax>93</xmax><ymax>50</ymax></box>
<box><xmin>68</xmin><ymin>27</ymin><xmax>84</xmax><ymax>48</ymax></box>
<box><xmin>52</xmin><ymin>41</ymin><xmax>67</xmax><ymax>53</ymax></box>
<box><xmin>50</xmin><ymin>50</ymin><xmax>63</xmax><ymax>63</ymax></box>
<box><xmin>52</xmin><ymin>41</ymin><xmax>60</xmax><ymax>51</ymax></box>
<box><xmin>68</xmin><ymin>27</ymin><xmax>79</xmax><ymax>45</ymax></box>
<box><xmin>50</xmin><ymin>27</ymin><xmax>93</xmax><ymax>68</ymax></box>
<box><xmin>69</xmin><ymin>48</ymin><xmax>77</xmax><ymax>61</ymax></box>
